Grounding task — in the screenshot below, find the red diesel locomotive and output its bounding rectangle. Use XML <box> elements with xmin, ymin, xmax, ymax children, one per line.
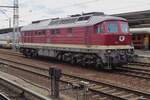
<box><xmin>19</xmin><ymin>12</ymin><xmax>134</xmax><ymax>69</ymax></box>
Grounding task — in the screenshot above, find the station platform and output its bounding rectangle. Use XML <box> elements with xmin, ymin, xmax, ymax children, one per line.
<box><xmin>0</xmin><ymin>71</ymin><xmax>73</xmax><ymax>100</ymax></box>
<box><xmin>0</xmin><ymin>71</ymin><xmax>51</xmax><ymax>100</ymax></box>
<box><xmin>135</xmin><ymin>50</ymin><xmax>150</xmax><ymax>63</ymax></box>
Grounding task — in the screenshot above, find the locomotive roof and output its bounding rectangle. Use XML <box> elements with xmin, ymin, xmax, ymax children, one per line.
<box><xmin>21</xmin><ymin>15</ymin><xmax>126</xmax><ymax>31</ymax></box>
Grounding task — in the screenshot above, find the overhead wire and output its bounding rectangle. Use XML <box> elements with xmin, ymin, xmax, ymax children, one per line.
<box><xmin>1</xmin><ymin>0</ymin><xmax>150</xmax><ymax>28</ymax></box>
<box><xmin>45</xmin><ymin>0</ymin><xmax>101</xmax><ymax>12</ymax></box>
<box><xmin>47</xmin><ymin>0</ymin><xmax>150</xmax><ymax>14</ymax></box>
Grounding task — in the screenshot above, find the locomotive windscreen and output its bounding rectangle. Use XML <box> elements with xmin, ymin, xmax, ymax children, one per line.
<box><xmin>106</xmin><ymin>21</ymin><xmax>129</xmax><ymax>33</ymax></box>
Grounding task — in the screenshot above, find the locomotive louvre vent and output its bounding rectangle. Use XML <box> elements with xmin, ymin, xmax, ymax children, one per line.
<box><xmin>77</xmin><ymin>16</ymin><xmax>91</xmax><ymax>21</ymax></box>
<box><xmin>70</xmin><ymin>14</ymin><xmax>81</xmax><ymax>17</ymax></box>
<box><xmin>60</xmin><ymin>18</ymin><xmax>78</xmax><ymax>24</ymax></box>
<box><xmin>82</xmin><ymin>12</ymin><xmax>104</xmax><ymax>16</ymax></box>
<box><xmin>32</xmin><ymin>20</ymin><xmax>41</xmax><ymax>24</ymax></box>
<box><xmin>49</xmin><ymin>20</ymin><xmax>60</xmax><ymax>25</ymax></box>
<box><xmin>49</xmin><ymin>18</ymin><xmax>78</xmax><ymax>25</ymax></box>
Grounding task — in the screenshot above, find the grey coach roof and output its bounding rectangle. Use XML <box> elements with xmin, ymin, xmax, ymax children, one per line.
<box><xmin>21</xmin><ymin>15</ymin><xmax>126</xmax><ymax>31</ymax></box>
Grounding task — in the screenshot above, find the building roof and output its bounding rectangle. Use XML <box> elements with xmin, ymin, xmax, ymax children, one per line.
<box><xmin>113</xmin><ymin>10</ymin><xmax>150</xmax><ymax>27</ymax></box>
<box><xmin>21</xmin><ymin>14</ymin><xmax>126</xmax><ymax>31</ymax></box>
<box><xmin>0</xmin><ymin>28</ymin><xmax>13</xmax><ymax>34</ymax></box>
<box><xmin>113</xmin><ymin>10</ymin><xmax>150</xmax><ymax>34</ymax></box>
<box><xmin>0</xmin><ymin>27</ymin><xmax>22</xmax><ymax>34</ymax></box>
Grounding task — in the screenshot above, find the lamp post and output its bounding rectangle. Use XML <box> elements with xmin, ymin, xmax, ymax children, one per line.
<box><xmin>12</xmin><ymin>0</ymin><xmax>19</xmax><ymax>51</ymax></box>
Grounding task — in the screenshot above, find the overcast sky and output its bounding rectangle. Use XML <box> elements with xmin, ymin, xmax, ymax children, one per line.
<box><xmin>0</xmin><ymin>0</ymin><xmax>150</xmax><ymax>29</ymax></box>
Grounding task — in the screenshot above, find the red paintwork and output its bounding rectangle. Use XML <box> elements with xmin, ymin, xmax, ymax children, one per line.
<box><xmin>21</xmin><ymin>20</ymin><xmax>132</xmax><ymax>46</ymax></box>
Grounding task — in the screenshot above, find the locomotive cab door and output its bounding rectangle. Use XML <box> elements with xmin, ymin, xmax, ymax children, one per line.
<box><xmin>85</xmin><ymin>26</ymin><xmax>91</xmax><ymax>46</ymax></box>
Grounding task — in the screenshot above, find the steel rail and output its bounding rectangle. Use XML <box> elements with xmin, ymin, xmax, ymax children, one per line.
<box><xmin>128</xmin><ymin>62</ymin><xmax>150</xmax><ymax>67</ymax></box>
<box><xmin>0</xmin><ymin>57</ymin><xmax>150</xmax><ymax>99</ymax></box>
<box><xmin>0</xmin><ymin>73</ymin><xmax>51</xmax><ymax>100</ymax></box>
<box><xmin>115</xmin><ymin>67</ymin><xmax>150</xmax><ymax>80</ymax></box>
<box><xmin>1</xmin><ymin>50</ymin><xmax>150</xmax><ymax>80</ymax></box>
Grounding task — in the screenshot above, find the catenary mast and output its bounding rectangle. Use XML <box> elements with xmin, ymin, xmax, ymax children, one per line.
<box><xmin>12</xmin><ymin>0</ymin><xmax>19</xmax><ymax>51</ymax></box>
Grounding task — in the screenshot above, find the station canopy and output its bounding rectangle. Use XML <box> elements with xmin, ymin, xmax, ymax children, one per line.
<box><xmin>113</xmin><ymin>10</ymin><xmax>150</xmax><ymax>28</ymax></box>
<box><xmin>113</xmin><ymin>10</ymin><xmax>150</xmax><ymax>34</ymax></box>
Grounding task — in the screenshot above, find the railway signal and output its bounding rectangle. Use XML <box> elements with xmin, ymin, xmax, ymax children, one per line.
<box><xmin>49</xmin><ymin>68</ymin><xmax>62</xmax><ymax>98</ymax></box>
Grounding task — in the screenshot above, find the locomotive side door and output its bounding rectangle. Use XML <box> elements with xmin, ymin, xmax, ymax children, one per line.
<box><xmin>47</xmin><ymin>30</ymin><xmax>51</xmax><ymax>43</ymax></box>
<box><xmin>85</xmin><ymin>26</ymin><xmax>91</xmax><ymax>46</ymax></box>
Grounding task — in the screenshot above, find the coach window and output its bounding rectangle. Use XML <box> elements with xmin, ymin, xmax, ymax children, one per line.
<box><xmin>108</xmin><ymin>22</ymin><xmax>118</xmax><ymax>33</ymax></box>
<box><xmin>51</xmin><ymin>29</ymin><xmax>60</xmax><ymax>34</ymax></box>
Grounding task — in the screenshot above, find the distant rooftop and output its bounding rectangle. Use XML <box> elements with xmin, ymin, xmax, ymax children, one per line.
<box><xmin>0</xmin><ymin>27</ymin><xmax>22</xmax><ymax>34</ymax></box>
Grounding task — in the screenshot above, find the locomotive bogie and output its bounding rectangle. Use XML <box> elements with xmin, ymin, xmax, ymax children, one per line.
<box><xmin>19</xmin><ymin>44</ymin><xmax>134</xmax><ymax>69</ymax></box>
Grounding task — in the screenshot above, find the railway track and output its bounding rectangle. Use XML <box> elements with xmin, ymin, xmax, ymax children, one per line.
<box><xmin>1</xmin><ymin>49</ymin><xmax>150</xmax><ymax>80</ymax></box>
<box><xmin>128</xmin><ymin>62</ymin><xmax>150</xmax><ymax>67</ymax></box>
<box><xmin>0</xmin><ymin>58</ymin><xmax>150</xmax><ymax>100</ymax></box>
<box><xmin>116</xmin><ymin>66</ymin><xmax>150</xmax><ymax>80</ymax></box>
<box><xmin>0</xmin><ymin>71</ymin><xmax>51</xmax><ymax>100</ymax></box>
<box><xmin>0</xmin><ymin>49</ymin><xmax>22</xmax><ymax>57</ymax></box>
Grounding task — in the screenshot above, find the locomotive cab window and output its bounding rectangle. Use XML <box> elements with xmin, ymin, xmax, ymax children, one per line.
<box><xmin>121</xmin><ymin>22</ymin><xmax>129</xmax><ymax>33</ymax></box>
<box><xmin>78</xmin><ymin>16</ymin><xmax>90</xmax><ymax>21</ymax></box>
<box><xmin>96</xmin><ymin>24</ymin><xmax>104</xmax><ymax>34</ymax></box>
<box><xmin>107</xmin><ymin>22</ymin><xmax>118</xmax><ymax>33</ymax></box>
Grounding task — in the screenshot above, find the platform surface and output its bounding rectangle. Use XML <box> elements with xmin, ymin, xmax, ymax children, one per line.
<box><xmin>135</xmin><ymin>50</ymin><xmax>150</xmax><ymax>57</ymax></box>
<box><xmin>0</xmin><ymin>71</ymin><xmax>74</xmax><ymax>100</ymax></box>
<box><xmin>0</xmin><ymin>71</ymin><xmax>51</xmax><ymax>99</ymax></box>
<box><xmin>135</xmin><ymin>50</ymin><xmax>150</xmax><ymax>63</ymax></box>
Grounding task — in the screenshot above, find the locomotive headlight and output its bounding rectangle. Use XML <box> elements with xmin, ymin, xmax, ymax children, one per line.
<box><xmin>119</xmin><ymin>36</ymin><xmax>125</xmax><ymax>42</ymax></box>
<box><xmin>107</xmin><ymin>50</ymin><xmax>111</xmax><ymax>54</ymax></box>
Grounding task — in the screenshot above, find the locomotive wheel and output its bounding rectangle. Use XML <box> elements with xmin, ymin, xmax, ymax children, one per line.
<box><xmin>62</xmin><ymin>54</ymin><xmax>68</xmax><ymax>62</ymax></box>
<box><xmin>33</xmin><ymin>51</ymin><xmax>38</xmax><ymax>57</ymax></box>
<box><xmin>79</xmin><ymin>55</ymin><xmax>85</xmax><ymax>67</ymax></box>
<box><xmin>70</xmin><ymin>56</ymin><xmax>76</xmax><ymax>65</ymax></box>
<box><xmin>57</xmin><ymin>54</ymin><xmax>62</xmax><ymax>61</ymax></box>
<box><xmin>81</xmin><ymin>60</ymin><xmax>86</xmax><ymax>67</ymax></box>
<box><xmin>26</xmin><ymin>52</ymin><xmax>32</xmax><ymax>58</ymax></box>
<box><xmin>24</xmin><ymin>52</ymin><xmax>28</xmax><ymax>57</ymax></box>
<box><xmin>96</xmin><ymin>58</ymin><xmax>104</xmax><ymax>69</ymax></box>
<box><xmin>23</xmin><ymin>50</ymin><xmax>30</xmax><ymax>58</ymax></box>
